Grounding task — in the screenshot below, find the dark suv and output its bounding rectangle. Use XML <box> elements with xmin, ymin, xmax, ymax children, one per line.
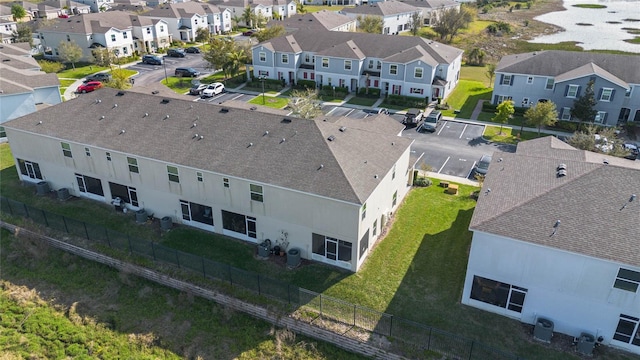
<box><xmin>85</xmin><ymin>73</ymin><xmax>112</xmax><ymax>83</ymax></box>
<box><xmin>167</xmin><ymin>48</ymin><xmax>186</xmax><ymax>58</ymax></box>
<box><xmin>142</xmin><ymin>55</ymin><xmax>163</xmax><ymax>65</ymax></box>
<box><xmin>175</xmin><ymin>67</ymin><xmax>200</xmax><ymax>77</ymax></box>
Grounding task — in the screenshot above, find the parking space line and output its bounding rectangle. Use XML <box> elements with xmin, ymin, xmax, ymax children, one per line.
<box><xmin>231</xmin><ymin>94</ymin><xmax>244</xmax><ymax>101</ymax></box>
<box><xmin>438</xmin><ymin>156</ymin><xmax>450</xmax><ymax>173</ymax></box>
<box><xmin>326</xmin><ymin>107</ymin><xmax>337</xmax><ymax>115</ymax></box>
<box><xmin>459</xmin><ymin>124</ymin><xmax>468</xmax><ymax>139</ymax></box>
<box><xmin>345</xmin><ymin>109</ymin><xmax>356</xmax><ymax>117</ymax></box>
<box><xmin>466</xmin><ymin>161</ymin><xmax>477</xmax><ymax>179</ymax></box>
<box><xmin>437</xmin><ymin>121</ymin><xmax>447</xmax><ymax>136</ymax></box>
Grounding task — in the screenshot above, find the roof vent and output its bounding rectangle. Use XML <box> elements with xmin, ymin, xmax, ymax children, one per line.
<box><xmin>339</xmin><ymin>126</ymin><xmax>346</xmax><ymax>132</ymax></box>
<box><xmin>164</xmin><ymin>114</ymin><xmax>170</xmax><ymax>120</ymax></box>
<box><xmin>280</xmin><ymin>138</ymin><xmax>286</xmax><ymax>144</ymax></box>
<box><xmin>100</xmin><ymin>115</ymin><xmax>105</xmax><ymax>120</ymax></box>
<box><xmin>113</xmin><ymin>104</ymin><xmax>118</xmax><ymax>108</ymax></box>
<box><xmin>199</xmin><ymin>135</ymin><xmax>204</xmax><ymax>140</ymax></box>
<box><xmin>191</xmin><ymin>123</ymin><xmax>197</xmax><ymax>128</ymax></box>
<box><xmin>144</xmin><ymin>113</ymin><xmax>148</xmax><ymax>117</ymax></box>
<box><xmin>219</xmin><ymin>108</ymin><xmax>229</xmax><ymax>113</ymax></box>
<box><xmin>620</xmin><ymin>194</ymin><xmax>637</xmax><ymax>211</ymax></box>
<box><xmin>161</xmin><ymin>98</ymin><xmax>170</xmax><ymax>104</ymax></box>
<box><xmin>557</xmin><ymin>163</ymin><xmax>567</xmax><ymax>171</ymax></box>
<box><xmin>264</xmin><ymin>131</ymin><xmax>269</xmax><ymax>136</ymax></box>
<box><xmin>557</xmin><ymin>169</ymin><xmax>567</xmax><ymax>177</ymax></box>
<box><xmin>247</xmin><ymin>142</ymin><xmax>253</xmax><ymax>147</ymax></box>
<box><xmin>327</xmin><ymin>135</ymin><xmax>335</xmax><ymax>142</ymax></box>
<box><xmin>95</xmin><ymin>99</ymin><xmax>100</xmax><ymax>104</ymax></box>
<box><xmin>193</xmin><ymin>133</ymin><xmax>199</xmax><ymax>139</ymax></box>
<box><xmin>603</xmin><ymin>159</ymin><xmax>609</xmax><ymax>165</ymax></box>
<box><xmin>281</xmin><ymin>118</ymin><xmax>292</xmax><ymax>123</ymax></box>
<box><xmin>120</xmin><ymin>129</ymin><xmax>125</xmax><ymax>134</ymax></box>
<box><xmin>550</xmin><ymin>220</ymin><xmax>561</xmax><ymax>237</ymax></box>
<box><xmin>250</xmin><ymin>106</ymin><xmax>257</xmax><ymax>111</ymax></box>
<box><xmin>374</xmin><ymin>174</ymin><xmax>378</xmax><ymax>179</ymax></box>
<box><xmin>152</xmin><ymin>90</ymin><xmax>160</xmax><ymax>94</ymax></box>
<box><xmin>318</xmin><ymin>164</ymin><xmax>324</xmax><ymax>170</ymax></box>
<box><xmin>116</xmin><ymin>91</ymin><xmax>125</xmax><ymax>96</ymax></box>
<box><xmin>37</xmin><ymin>120</ymin><xmax>43</xmax><ymax>125</ymax></box>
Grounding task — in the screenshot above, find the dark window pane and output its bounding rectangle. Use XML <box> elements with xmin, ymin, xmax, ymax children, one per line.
<box><xmin>109</xmin><ymin>182</ymin><xmax>131</xmax><ymax>203</ymax></box>
<box><xmin>312</xmin><ymin>233</ymin><xmax>325</xmax><ymax>255</ymax></box>
<box><xmin>338</xmin><ymin>240</ymin><xmax>352</xmax><ymax>261</ymax></box>
<box><xmin>614</xmin><ymin>279</ymin><xmax>639</xmax><ymax>292</ymax></box>
<box><xmin>618</xmin><ymin>269</ymin><xmax>640</xmax><ymax>282</ymax></box>
<box><xmin>222</xmin><ymin>210</ymin><xmax>246</xmax><ymax>234</ymax></box>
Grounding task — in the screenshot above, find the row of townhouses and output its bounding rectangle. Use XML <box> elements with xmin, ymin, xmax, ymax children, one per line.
<box><xmin>209</xmin><ymin>0</ymin><xmax>298</xmax><ymax>25</ymax></box>
<box><xmin>3</xmin><ymin>87</ymin><xmax>415</xmax><ymax>272</ymax></box>
<box><xmin>492</xmin><ymin>51</ymin><xmax>640</xmax><ymax>126</ymax></box>
<box><xmin>251</xmin><ymin>29</ymin><xmax>463</xmax><ymax>99</ymax></box>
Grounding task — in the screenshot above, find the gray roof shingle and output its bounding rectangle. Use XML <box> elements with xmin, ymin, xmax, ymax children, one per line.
<box><xmin>496</xmin><ymin>50</ymin><xmax>640</xmax><ymax>84</ymax></box>
<box><xmin>258</xmin><ymin>29</ymin><xmax>462</xmax><ymax>64</ymax></box>
<box><xmin>341</xmin><ymin>1</ymin><xmax>420</xmax><ymax>16</ymax></box>
<box><xmin>471</xmin><ymin>136</ymin><xmax>640</xmax><ymax>267</ymax></box>
<box><xmin>3</xmin><ymin>88</ymin><xmax>411</xmax><ymax>204</ymax></box>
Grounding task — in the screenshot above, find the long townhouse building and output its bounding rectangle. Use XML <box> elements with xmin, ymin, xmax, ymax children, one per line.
<box><xmin>3</xmin><ymin>88</ymin><xmax>415</xmax><ymax>272</ymax></box>
<box><xmin>252</xmin><ymin>29</ymin><xmax>463</xmax><ymax>100</ymax></box>
<box><xmin>492</xmin><ymin>51</ymin><xmax>640</xmax><ymax>126</ymax></box>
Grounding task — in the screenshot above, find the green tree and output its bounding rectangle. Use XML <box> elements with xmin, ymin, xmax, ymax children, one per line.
<box><xmin>108</xmin><ymin>68</ymin><xmax>131</xmax><ymax>90</ymax></box>
<box><xmin>242</xmin><ymin>6</ymin><xmax>255</xmax><ymax>28</ymax></box>
<box><xmin>492</xmin><ymin>100</ymin><xmax>514</xmax><ymax>134</ymax></box>
<box><xmin>485</xmin><ymin>63</ymin><xmax>496</xmax><ymax>87</ymax></box>
<box><xmin>90</xmin><ymin>48</ymin><xmax>113</xmax><ymax>67</ymax></box>
<box><xmin>570</xmin><ymin>80</ymin><xmax>597</xmax><ymax>131</ymax></box>
<box><xmin>524</xmin><ymin>101</ymin><xmax>558</xmax><ymax>136</ymax></box>
<box><xmin>231</xmin><ymin>15</ymin><xmax>242</xmax><ymax>31</ymax></box>
<box><xmin>568</xmin><ymin>125</ymin><xmax>628</xmax><ymax>157</ymax></box>
<box><xmin>57</xmin><ymin>41</ymin><xmax>83</xmax><ymax>70</ymax></box>
<box><xmin>226</xmin><ymin>48</ymin><xmax>248</xmax><ymax>79</ymax></box>
<box><xmin>467</xmin><ymin>47</ymin><xmax>486</xmax><ymax>66</ymax></box>
<box><xmin>195</xmin><ymin>27</ymin><xmax>209</xmax><ymax>43</ymax></box>
<box><xmin>37</xmin><ymin>59</ymin><xmax>65</xmax><ymax>73</ymax></box>
<box><xmin>409</xmin><ymin>12</ymin><xmax>422</xmax><ymax>36</ymax></box>
<box><xmin>12</xmin><ymin>23</ymin><xmax>33</xmax><ymax>46</ymax></box>
<box><xmin>297</xmin><ymin>2</ymin><xmax>306</xmax><ymax>14</ymax></box>
<box><xmin>11</xmin><ymin>4</ymin><xmax>26</xmax><ymax>21</ymax></box>
<box><xmin>255</xmin><ymin>25</ymin><xmax>285</xmax><ymax>42</ymax></box>
<box><xmin>288</xmin><ymin>88</ymin><xmax>322</xmax><ymax>119</ymax></box>
<box><xmin>357</xmin><ymin>15</ymin><xmax>383</xmax><ymax>34</ymax></box>
<box><xmin>432</xmin><ymin>6</ymin><xmax>474</xmax><ymax>43</ymax></box>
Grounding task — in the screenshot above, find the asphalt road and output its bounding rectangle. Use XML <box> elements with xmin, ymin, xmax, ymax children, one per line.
<box><xmin>130</xmin><ymin>53</ymin><xmax>211</xmax><ymax>88</ymax></box>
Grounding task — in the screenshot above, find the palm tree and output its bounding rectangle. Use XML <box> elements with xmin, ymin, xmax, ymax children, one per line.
<box><xmin>226</xmin><ymin>49</ymin><xmax>247</xmax><ymax>80</ymax></box>
<box><xmin>231</xmin><ymin>15</ymin><xmax>241</xmax><ymax>31</ymax></box>
<box><xmin>242</xmin><ymin>6</ymin><xmax>254</xmax><ymax>28</ymax></box>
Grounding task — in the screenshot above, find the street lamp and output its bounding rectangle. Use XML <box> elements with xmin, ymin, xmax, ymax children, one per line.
<box><xmin>113</xmin><ymin>49</ymin><xmax>120</xmax><ymax>68</ymax></box>
<box><xmin>163</xmin><ymin>58</ymin><xmax>168</xmax><ymax>85</ymax></box>
<box><xmin>258</xmin><ymin>75</ymin><xmax>266</xmax><ymax>105</ymax></box>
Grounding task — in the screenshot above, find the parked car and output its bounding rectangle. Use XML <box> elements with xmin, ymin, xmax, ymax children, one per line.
<box><xmin>175</xmin><ymin>67</ymin><xmax>200</xmax><ymax>77</ymax></box>
<box><xmin>201</xmin><ymin>83</ymin><xmax>225</xmax><ymax>97</ymax></box>
<box><xmin>417</xmin><ymin>110</ymin><xmax>442</xmax><ymax>133</ymax></box>
<box><xmin>474</xmin><ymin>155</ymin><xmax>492</xmax><ymax>175</ymax></box>
<box><xmin>142</xmin><ymin>55</ymin><xmax>163</xmax><ymax>65</ymax></box>
<box><xmin>85</xmin><ymin>73</ymin><xmax>112</xmax><ymax>83</ymax></box>
<box><xmin>624</xmin><ymin>143</ymin><xmax>639</xmax><ymax>160</ymax></box>
<box><xmin>185</xmin><ymin>47</ymin><xmax>201</xmax><ymax>54</ymax></box>
<box><xmin>76</xmin><ymin>81</ymin><xmax>103</xmax><ymax>93</ymax></box>
<box><xmin>189</xmin><ymin>83</ymin><xmax>208</xmax><ymax>95</ymax></box>
<box><xmin>242</xmin><ymin>29</ymin><xmax>258</xmax><ymax>36</ymax></box>
<box><xmin>402</xmin><ymin>108</ymin><xmax>423</xmax><ymax>127</ymax></box>
<box><xmin>167</xmin><ymin>48</ymin><xmax>186</xmax><ymax>58</ymax></box>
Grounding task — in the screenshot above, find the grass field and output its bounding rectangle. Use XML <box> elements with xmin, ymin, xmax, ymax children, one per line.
<box><xmin>248</xmin><ymin>95</ymin><xmax>289</xmax><ymax>109</ymax></box>
<box><xmin>3</xmin><ymin>142</ymin><xmax>640</xmax><ymax>359</ymax></box>
<box><xmin>440</xmin><ymin>80</ymin><xmax>492</xmax><ymax>118</ymax></box>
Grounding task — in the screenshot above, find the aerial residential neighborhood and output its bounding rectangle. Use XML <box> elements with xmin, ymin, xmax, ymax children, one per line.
<box><xmin>1</xmin><ymin>0</ymin><xmax>639</xmax><ymax>358</ymax></box>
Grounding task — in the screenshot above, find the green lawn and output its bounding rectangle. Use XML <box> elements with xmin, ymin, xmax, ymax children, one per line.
<box><xmin>303</xmin><ymin>5</ymin><xmax>346</xmax><ymax>12</ymax></box>
<box><xmin>460</xmin><ymin>65</ymin><xmax>491</xmax><ymax>86</ymax></box>
<box><xmin>248</xmin><ymin>96</ymin><xmax>289</xmax><ymax>109</ymax></box>
<box><xmin>441</xmin><ymin>80</ymin><xmax>492</xmax><ymax>118</ymax></box>
<box><xmin>57</xmin><ymin>65</ymin><xmax>109</xmax><ymax>79</ymax></box>
<box><xmin>483</xmin><ymin>125</ymin><xmax>541</xmax><ymax>144</ymax></box>
<box><xmin>345</xmin><ymin>96</ymin><xmax>377</xmax><ymax>107</ymax></box>
<box><xmin>163</xmin><ymin>76</ymin><xmax>198</xmax><ymax>93</ymax></box>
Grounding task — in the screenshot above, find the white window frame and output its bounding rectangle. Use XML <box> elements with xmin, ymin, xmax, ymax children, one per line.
<box><xmin>545</xmin><ymin>78</ymin><xmax>554</xmax><ymax>90</ymax></box>
<box><xmin>390</xmin><ymin>64</ymin><xmax>398</xmax><ymax>75</ymax></box>
<box><xmin>595</xmin><ymin>111</ymin><xmax>606</xmax><ymax>123</ymax></box>
<box><xmin>223</xmin><ymin>178</ymin><xmax>229</xmax><ymax>188</ymax></box>
<box><xmin>561</xmin><ymin>107</ymin><xmax>571</xmax><ymax>120</ymax></box>
<box><xmin>127</xmin><ymin>157</ymin><xmax>139</xmax><ymax>173</ymax></box>
<box><xmin>414</xmin><ymin>67</ymin><xmax>423</xmax><ymax>79</ymax></box>
<box><xmin>614</xmin><ymin>268</ymin><xmax>640</xmax><ymax>292</ymax></box>
<box><xmin>281</xmin><ymin>54</ymin><xmax>288</xmax><ymax>64</ymax></box>
<box><xmin>527</xmin><ymin>76</ymin><xmax>533</xmax><ymax>84</ymax></box>
<box><xmin>501</xmin><ymin>75</ymin><xmax>512</xmax><ymax>85</ymax></box>
<box><xmin>600</xmin><ymin>88</ymin><xmax>613</xmax><ymax>102</ymax></box>
<box><xmin>61</xmin><ymin>142</ymin><xmax>72</xmax><ymax>158</ymax></box>
<box><xmin>361</xmin><ymin>203</ymin><xmax>367</xmax><ymax>220</ymax></box>
<box><xmin>259</xmin><ymin>51</ymin><xmax>266</xmax><ymax>62</ymax></box>
<box><xmin>322</xmin><ymin>57</ymin><xmax>329</xmax><ymax>68</ymax></box>
<box><xmin>613</xmin><ymin>314</ymin><xmax>640</xmax><ymax>346</ymax></box>
<box><xmin>567</xmin><ymin>85</ymin><xmax>579</xmax><ymax>98</ymax></box>
<box><xmin>250</xmin><ymin>184</ymin><xmax>263</xmax><ymax>202</ymax></box>
<box><xmin>344</xmin><ymin>60</ymin><xmax>351</xmax><ymax>71</ymax></box>
<box><xmin>110</xmin><ymin>34</ymin><xmax>116</xmax><ymax>42</ymax></box>
<box><xmin>196</xmin><ymin>171</ymin><xmax>203</xmax><ymax>182</ymax></box>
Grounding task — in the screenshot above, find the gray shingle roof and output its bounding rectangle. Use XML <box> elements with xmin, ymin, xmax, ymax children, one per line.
<box><xmin>471</xmin><ymin>136</ymin><xmax>640</xmax><ymax>267</ymax></box>
<box><xmin>3</xmin><ymin>88</ymin><xmax>411</xmax><ymax>204</ymax></box>
<box><xmin>496</xmin><ymin>50</ymin><xmax>640</xmax><ymax>84</ymax></box>
<box><xmin>398</xmin><ymin>0</ymin><xmax>459</xmax><ymax>10</ymax></box>
<box><xmin>258</xmin><ymin>29</ymin><xmax>462</xmax><ymax>64</ymax></box>
<box><xmin>267</xmin><ymin>10</ymin><xmax>354</xmax><ymax>31</ymax></box>
<box><xmin>38</xmin><ymin>11</ymin><xmax>140</xmax><ymax>34</ymax></box>
<box><xmin>341</xmin><ymin>1</ymin><xmax>420</xmax><ymax>16</ymax></box>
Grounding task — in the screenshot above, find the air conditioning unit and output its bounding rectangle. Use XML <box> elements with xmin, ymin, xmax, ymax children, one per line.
<box><xmin>576</xmin><ymin>332</ymin><xmax>596</xmax><ymax>356</ymax></box>
<box><xmin>533</xmin><ymin>317</ymin><xmax>554</xmax><ymax>343</ymax></box>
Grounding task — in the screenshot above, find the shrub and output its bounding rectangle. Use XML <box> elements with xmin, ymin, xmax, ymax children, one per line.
<box><xmin>296</xmin><ymin>79</ymin><xmax>316</xmax><ymax>89</ymax></box>
<box><xmin>38</xmin><ymin>60</ymin><xmax>65</xmax><ymax>73</ymax></box>
<box><xmin>358</xmin><ymin>87</ymin><xmax>381</xmax><ymax>97</ymax></box>
<box><xmin>413</xmin><ymin>177</ymin><xmax>432</xmax><ymax>187</ymax></box>
<box><xmin>385</xmin><ymin>94</ymin><xmax>428</xmax><ymax>108</ymax></box>
<box><xmin>550</xmin><ymin>121</ymin><xmax>578</xmax><ymax>132</ymax></box>
<box><xmin>482</xmin><ymin>101</ymin><xmax>497</xmax><ymax>112</ymax></box>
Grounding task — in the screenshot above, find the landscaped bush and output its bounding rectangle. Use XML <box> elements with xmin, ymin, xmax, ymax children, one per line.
<box><xmin>296</xmin><ymin>79</ymin><xmax>316</xmax><ymax>89</ymax></box>
<box><xmin>482</xmin><ymin>101</ymin><xmax>497</xmax><ymax>112</ymax></box>
<box><xmin>319</xmin><ymin>85</ymin><xmax>348</xmax><ymax>98</ymax></box>
<box><xmin>413</xmin><ymin>177</ymin><xmax>432</xmax><ymax>187</ymax></box>
<box><xmin>37</xmin><ymin>60</ymin><xmax>65</xmax><ymax>73</ymax></box>
<box><xmin>549</xmin><ymin>120</ymin><xmax>579</xmax><ymax>132</ymax></box>
<box><xmin>384</xmin><ymin>94</ymin><xmax>428</xmax><ymax>108</ymax></box>
<box><xmin>248</xmin><ymin>77</ymin><xmax>283</xmax><ymax>91</ymax></box>
<box><xmin>358</xmin><ymin>87</ymin><xmax>381</xmax><ymax>98</ymax></box>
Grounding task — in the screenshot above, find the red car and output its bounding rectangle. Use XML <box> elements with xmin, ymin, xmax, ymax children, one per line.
<box><xmin>77</xmin><ymin>81</ymin><xmax>103</xmax><ymax>93</ymax></box>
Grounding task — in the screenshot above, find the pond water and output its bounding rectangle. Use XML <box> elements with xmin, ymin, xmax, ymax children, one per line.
<box><xmin>531</xmin><ymin>0</ymin><xmax>640</xmax><ymax>53</ymax></box>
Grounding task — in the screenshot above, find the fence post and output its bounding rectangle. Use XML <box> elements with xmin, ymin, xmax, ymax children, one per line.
<box><xmin>42</xmin><ymin>210</ymin><xmax>49</xmax><ymax>227</ymax></box>
<box><xmin>228</xmin><ymin>264</ymin><xmax>232</xmax><ymax>285</ymax></box>
<box><xmin>427</xmin><ymin>327</ymin><xmax>432</xmax><ymax>350</ymax></box>
<box><xmin>287</xmin><ymin>284</ymin><xmax>291</xmax><ymax>304</ymax></box>
<box><xmin>62</xmin><ymin>216</ymin><xmax>69</xmax><ymax>233</ymax></box>
<box><xmin>257</xmin><ymin>274</ymin><xmax>261</xmax><ymax>295</ymax></box>
<box><xmin>320</xmin><ymin>294</ymin><xmax>323</xmax><ymax>317</ymax></box>
<box><xmin>5</xmin><ymin>197</ymin><xmax>13</xmax><ymax>214</ymax></box>
<box><xmin>151</xmin><ymin>241</ymin><xmax>156</xmax><ymax>260</ymax></box>
<box><xmin>469</xmin><ymin>340</ymin><xmax>474</xmax><ymax>360</ymax></box>
<box><xmin>105</xmin><ymin>228</ymin><xmax>111</xmax><ymax>248</ymax></box>
<box><xmin>202</xmin><ymin>257</ymin><xmax>206</xmax><ymax>278</ymax></box>
<box><xmin>24</xmin><ymin>203</ymin><xmax>30</xmax><ymax>218</ymax></box>
<box><xmin>353</xmin><ymin>304</ymin><xmax>356</xmax><ymax>327</ymax></box>
<box><xmin>389</xmin><ymin>315</ymin><xmax>393</xmax><ymax>337</ymax></box>
<box><xmin>175</xmin><ymin>250</ymin><xmax>180</xmax><ymax>268</ymax></box>
<box><xmin>128</xmin><ymin>236</ymin><xmax>133</xmax><ymax>254</ymax></box>
<box><xmin>83</xmin><ymin>222</ymin><xmax>89</xmax><ymax>240</ymax></box>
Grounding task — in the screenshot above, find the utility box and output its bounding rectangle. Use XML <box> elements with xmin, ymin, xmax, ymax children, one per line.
<box><xmin>577</xmin><ymin>332</ymin><xmax>595</xmax><ymax>356</ymax></box>
<box><xmin>160</xmin><ymin>216</ymin><xmax>172</xmax><ymax>231</ymax></box>
<box><xmin>533</xmin><ymin>317</ymin><xmax>554</xmax><ymax>343</ymax></box>
<box><xmin>36</xmin><ymin>181</ymin><xmax>50</xmax><ymax>196</ymax></box>
<box><xmin>287</xmin><ymin>248</ymin><xmax>301</xmax><ymax>268</ymax></box>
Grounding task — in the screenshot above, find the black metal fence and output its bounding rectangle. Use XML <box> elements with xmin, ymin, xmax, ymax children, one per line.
<box><xmin>0</xmin><ymin>196</ymin><xmax>523</xmax><ymax>360</ymax></box>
